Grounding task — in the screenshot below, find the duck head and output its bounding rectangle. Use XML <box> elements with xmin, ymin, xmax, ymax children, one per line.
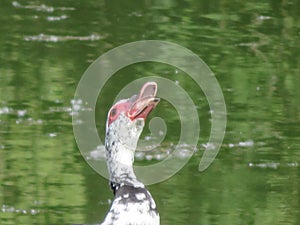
<box><xmin>105</xmin><ymin>82</ymin><xmax>160</xmax><ymax>168</ymax></box>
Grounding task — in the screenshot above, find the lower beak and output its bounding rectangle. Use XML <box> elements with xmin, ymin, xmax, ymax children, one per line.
<box><xmin>128</xmin><ymin>82</ymin><xmax>160</xmax><ymax>120</ymax></box>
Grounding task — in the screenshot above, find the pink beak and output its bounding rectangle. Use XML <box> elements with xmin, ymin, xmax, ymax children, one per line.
<box><xmin>128</xmin><ymin>82</ymin><xmax>160</xmax><ymax>120</ymax></box>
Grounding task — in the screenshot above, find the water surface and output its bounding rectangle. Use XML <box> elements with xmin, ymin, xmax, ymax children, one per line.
<box><xmin>0</xmin><ymin>0</ymin><xmax>299</xmax><ymax>224</ymax></box>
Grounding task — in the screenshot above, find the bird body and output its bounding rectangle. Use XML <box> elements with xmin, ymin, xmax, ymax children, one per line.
<box><xmin>101</xmin><ymin>184</ymin><xmax>159</xmax><ymax>225</ymax></box>
<box><xmin>101</xmin><ymin>82</ymin><xmax>160</xmax><ymax>225</ymax></box>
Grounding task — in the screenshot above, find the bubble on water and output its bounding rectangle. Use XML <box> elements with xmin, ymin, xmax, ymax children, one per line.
<box><xmin>48</xmin><ymin>133</ymin><xmax>57</xmax><ymax>138</ymax></box>
<box><xmin>238</xmin><ymin>140</ymin><xmax>254</xmax><ymax>147</ymax></box>
<box><xmin>1</xmin><ymin>204</ymin><xmax>41</xmax><ymax>215</ymax></box>
<box><xmin>145</xmin><ymin>155</ymin><xmax>153</xmax><ymax>161</ymax></box>
<box><xmin>17</xmin><ymin>110</ymin><xmax>27</xmax><ymax>117</ymax></box>
<box><xmin>287</xmin><ymin>162</ymin><xmax>298</xmax><ymax>167</ymax></box>
<box><xmin>202</xmin><ymin>142</ymin><xmax>217</xmax><ymax>151</ymax></box>
<box><xmin>257</xmin><ymin>15</ymin><xmax>271</xmax><ymax>21</ymax></box>
<box><xmin>47</xmin><ymin>15</ymin><xmax>68</xmax><ymax>21</ymax></box>
<box><xmin>135</xmin><ymin>152</ymin><xmax>145</xmax><ymax>160</ymax></box>
<box><xmin>0</xmin><ymin>107</ymin><xmax>11</xmax><ymax>114</ymax></box>
<box><xmin>155</xmin><ymin>153</ymin><xmax>166</xmax><ymax>161</ymax></box>
<box><xmin>248</xmin><ymin>162</ymin><xmax>279</xmax><ymax>169</ymax></box>
<box><xmin>30</xmin><ymin>209</ymin><xmax>40</xmax><ymax>215</ymax></box>
<box><xmin>226</xmin><ymin>140</ymin><xmax>254</xmax><ymax>148</ymax></box>
<box><xmin>88</xmin><ymin>145</ymin><xmax>106</xmax><ymax>160</ymax></box>
<box><xmin>175</xmin><ymin>148</ymin><xmax>192</xmax><ymax>159</ymax></box>
<box><xmin>158</xmin><ymin>130</ymin><xmax>164</xmax><ymax>136</ymax></box>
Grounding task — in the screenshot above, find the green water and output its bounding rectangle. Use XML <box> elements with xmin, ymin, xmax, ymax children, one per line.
<box><xmin>1</xmin><ymin>0</ymin><xmax>300</xmax><ymax>225</ymax></box>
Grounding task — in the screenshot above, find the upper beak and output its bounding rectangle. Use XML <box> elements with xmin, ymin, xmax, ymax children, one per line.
<box><xmin>128</xmin><ymin>82</ymin><xmax>160</xmax><ymax>120</ymax></box>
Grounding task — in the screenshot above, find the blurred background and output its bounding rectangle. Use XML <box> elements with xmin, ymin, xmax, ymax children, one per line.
<box><xmin>0</xmin><ymin>0</ymin><xmax>299</xmax><ymax>224</ymax></box>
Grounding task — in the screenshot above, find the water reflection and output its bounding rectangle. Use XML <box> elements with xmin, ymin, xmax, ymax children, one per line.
<box><xmin>0</xmin><ymin>0</ymin><xmax>300</xmax><ymax>224</ymax></box>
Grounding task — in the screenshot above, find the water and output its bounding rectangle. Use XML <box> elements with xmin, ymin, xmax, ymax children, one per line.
<box><xmin>1</xmin><ymin>0</ymin><xmax>300</xmax><ymax>224</ymax></box>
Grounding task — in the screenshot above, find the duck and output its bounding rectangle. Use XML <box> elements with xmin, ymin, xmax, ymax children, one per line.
<box><xmin>100</xmin><ymin>82</ymin><xmax>160</xmax><ymax>225</ymax></box>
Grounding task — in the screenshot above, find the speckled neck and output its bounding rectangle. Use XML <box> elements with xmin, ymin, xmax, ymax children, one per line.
<box><xmin>105</xmin><ymin>113</ymin><xmax>145</xmax><ymax>189</ymax></box>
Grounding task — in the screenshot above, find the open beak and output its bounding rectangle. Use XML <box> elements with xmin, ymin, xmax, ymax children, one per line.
<box><xmin>128</xmin><ymin>82</ymin><xmax>160</xmax><ymax>120</ymax></box>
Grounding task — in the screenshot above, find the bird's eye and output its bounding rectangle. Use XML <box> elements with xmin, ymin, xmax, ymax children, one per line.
<box><xmin>110</xmin><ymin>108</ymin><xmax>117</xmax><ymax>117</ymax></box>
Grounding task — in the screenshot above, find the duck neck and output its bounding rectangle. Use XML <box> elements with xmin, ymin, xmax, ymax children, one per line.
<box><xmin>105</xmin><ymin>140</ymin><xmax>144</xmax><ymax>189</ymax></box>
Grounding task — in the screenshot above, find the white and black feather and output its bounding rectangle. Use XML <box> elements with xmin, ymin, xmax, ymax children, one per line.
<box><xmin>101</xmin><ymin>113</ymin><xmax>160</xmax><ymax>225</ymax></box>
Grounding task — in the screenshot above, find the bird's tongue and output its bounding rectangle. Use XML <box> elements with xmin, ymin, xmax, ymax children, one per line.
<box><xmin>128</xmin><ymin>82</ymin><xmax>160</xmax><ymax>120</ymax></box>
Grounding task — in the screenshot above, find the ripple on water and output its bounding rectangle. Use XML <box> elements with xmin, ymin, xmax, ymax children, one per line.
<box><xmin>46</xmin><ymin>15</ymin><xmax>68</xmax><ymax>21</ymax></box>
<box><xmin>2</xmin><ymin>204</ymin><xmax>40</xmax><ymax>215</ymax></box>
<box><xmin>87</xmin><ymin>143</ymin><xmax>196</xmax><ymax>162</ymax></box>
<box><xmin>248</xmin><ymin>162</ymin><xmax>298</xmax><ymax>169</ymax></box>
<box><xmin>12</xmin><ymin>1</ymin><xmax>75</xmax><ymax>12</ymax></box>
<box><xmin>225</xmin><ymin>140</ymin><xmax>255</xmax><ymax>148</ymax></box>
<box><xmin>24</xmin><ymin>33</ymin><xmax>103</xmax><ymax>42</ymax></box>
<box><xmin>0</xmin><ymin>106</ymin><xmax>44</xmax><ymax>125</ymax></box>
